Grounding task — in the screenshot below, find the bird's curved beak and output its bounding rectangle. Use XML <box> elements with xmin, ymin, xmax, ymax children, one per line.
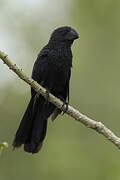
<box><xmin>66</xmin><ymin>29</ymin><xmax>79</xmax><ymax>40</ymax></box>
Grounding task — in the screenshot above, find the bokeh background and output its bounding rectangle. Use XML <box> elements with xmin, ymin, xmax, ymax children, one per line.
<box><xmin>0</xmin><ymin>0</ymin><xmax>120</xmax><ymax>179</ymax></box>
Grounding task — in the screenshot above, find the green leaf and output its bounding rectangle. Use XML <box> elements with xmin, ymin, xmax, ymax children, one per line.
<box><xmin>0</xmin><ymin>142</ymin><xmax>8</xmax><ymax>155</ymax></box>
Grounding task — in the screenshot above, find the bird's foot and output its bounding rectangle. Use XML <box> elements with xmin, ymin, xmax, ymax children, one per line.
<box><xmin>45</xmin><ymin>88</ymin><xmax>50</xmax><ymax>104</ymax></box>
<box><xmin>46</xmin><ymin>89</ymin><xmax>50</xmax><ymax>100</ymax></box>
<box><xmin>61</xmin><ymin>100</ymin><xmax>69</xmax><ymax>115</ymax></box>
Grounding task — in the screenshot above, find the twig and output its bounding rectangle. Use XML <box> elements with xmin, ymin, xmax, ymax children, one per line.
<box><xmin>0</xmin><ymin>50</ymin><xmax>120</xmax><ymax>150</ymax></box>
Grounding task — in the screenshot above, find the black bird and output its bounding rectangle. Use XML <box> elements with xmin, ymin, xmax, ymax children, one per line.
<box><xmin>13</xmin><ymin>26</ymin><xmax>79</xmax><ymax>153</ymax></box>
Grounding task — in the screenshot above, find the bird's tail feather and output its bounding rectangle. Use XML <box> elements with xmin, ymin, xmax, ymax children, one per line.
<box><xmin>13</xmin><ymin>96</ymin><xmax>55</xmax><ymax>153</ymax></box>
<box><xmin>13</xmin><ymin>97</ymin><xmax>35</xmax><ymax>149</ymax></box>
<box><xmin>24</xmin><ymin>102</ymin><xmax>55</xmax><ymax>153</ymax></box>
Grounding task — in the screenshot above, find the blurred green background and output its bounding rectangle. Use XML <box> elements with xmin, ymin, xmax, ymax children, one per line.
<box><xmin>0</xmin><ymin>0</ymin><xmax>120</xmax><ymax>179</ymax></box>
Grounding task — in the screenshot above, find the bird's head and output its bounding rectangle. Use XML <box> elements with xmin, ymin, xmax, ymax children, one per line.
<box><xmin>49</xmin><ymin>26</ymin><xmax>79</xmax><ymax>46</ymax></box>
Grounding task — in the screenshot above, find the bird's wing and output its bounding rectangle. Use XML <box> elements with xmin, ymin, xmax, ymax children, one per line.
<box><xmin>65</xmin><ymin>69</ymin><xmax>71</xmax><ymax>103</ymax></box>
<box><xmin>51</xmin><ymin>69</ymin><xmax>71</xmax><ymax>121</ymax></box>
<box><xmin>31</xmin><ymin>47</ymin><xmax>50</xmax><ymax>97</ymax></box>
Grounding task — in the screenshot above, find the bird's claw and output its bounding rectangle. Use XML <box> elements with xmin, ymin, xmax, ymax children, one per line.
<box><xmin>46</xmin><ymin>89</ymin><xmax>50</xmax><ymax>101</ymax></box>
<box><xmin>44</xmin><ymin>89</ymin><xmax>50</xmax><ymax>105</ymax></box>
<box><xmin>61</xmin><ymin>101</ymin><xmax>68</xmax><ymax>115</ymax></box>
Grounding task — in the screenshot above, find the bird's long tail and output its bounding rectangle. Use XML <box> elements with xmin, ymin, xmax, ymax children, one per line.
<box><xmin>13</xmin><ymin>96</ymin><xmax>55</xmax><ymax>153</ymax></box>
<box><xmin>13</xmin><ymin>97</ymin><xmax>35</xmax><ymax>149</ymax></box>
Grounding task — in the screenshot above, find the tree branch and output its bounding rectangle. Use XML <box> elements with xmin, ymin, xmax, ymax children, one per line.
<box><xmin>0</xmin><ymin>50</ymin><xmax>120</xmax><ymax>150</ymax></box>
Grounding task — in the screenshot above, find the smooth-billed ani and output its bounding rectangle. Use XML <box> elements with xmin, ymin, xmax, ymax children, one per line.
<box><xmin>13</xmin><ymin>26</ymin><xmax>79</xmax><ymax>153</ymax></box>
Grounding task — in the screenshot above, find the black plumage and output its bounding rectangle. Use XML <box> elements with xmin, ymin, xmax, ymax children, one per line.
<box><xmin>13</xmin><ymin>26</ymin><xmax>79</xmax><ymax>153</ymax></box>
